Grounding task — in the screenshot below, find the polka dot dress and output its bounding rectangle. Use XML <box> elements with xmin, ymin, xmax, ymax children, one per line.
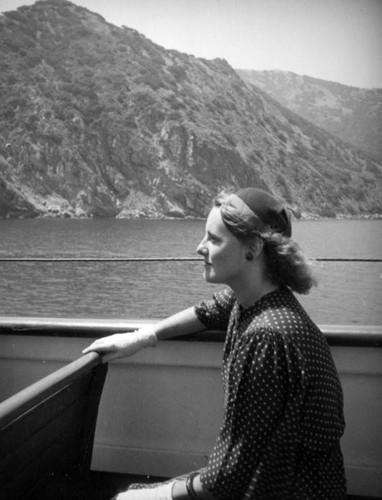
<box><xmin>195</xmin><ymin>286</ymin><xmax>346</xmax><ymax>499</ymax></box>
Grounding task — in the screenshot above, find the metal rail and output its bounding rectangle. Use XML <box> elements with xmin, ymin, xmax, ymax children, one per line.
<box><xmin>0</xmin><ymin>317</ymin><xmax>381</xmax><ymax>346</ymax></box>
<box><xmin>0</xmin><ymin>257</ymin><xmax>381</xmax><ymax>262</ymax></box>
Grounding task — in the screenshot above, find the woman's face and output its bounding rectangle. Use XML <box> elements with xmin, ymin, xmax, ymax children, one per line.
<box><xmin>196</xmin><ymin>207</ymin><xmax>248</xmax><ymax>287</ymax></box>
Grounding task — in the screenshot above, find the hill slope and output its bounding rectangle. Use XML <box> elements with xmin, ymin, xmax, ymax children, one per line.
<box><xmin>237</xmin><ymin>69</ymin><xmax>382</xmax><ymax>163</ymax></box>
<box><xmin>0</xmin><ymin>0</ymin><xmax>381</xmax><ymax>218</ymax></box>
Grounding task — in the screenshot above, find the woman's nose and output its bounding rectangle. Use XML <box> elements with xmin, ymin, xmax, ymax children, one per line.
<box><xmin>196</xmin><ymin>239</ymin><xmax>207</xmax><ymax>256</ymax></box>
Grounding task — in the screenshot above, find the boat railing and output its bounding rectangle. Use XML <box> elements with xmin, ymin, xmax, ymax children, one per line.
<box><xmin>0</xmin><ymin>316</ymin><xmax>381</xmax><ymax>344</ymax></box>
<box><xmin>0</xmin><ymin>350</ymin><xmax>107</xmax><ymax>500</ymax></box>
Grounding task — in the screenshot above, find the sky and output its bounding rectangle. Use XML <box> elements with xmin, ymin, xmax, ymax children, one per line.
<box><xmin>1</xmin><ymin>0</ymin><xmax>382</xmax><ymax>88</ymax></box>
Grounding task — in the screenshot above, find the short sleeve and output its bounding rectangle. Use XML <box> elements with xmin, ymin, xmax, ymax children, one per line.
<box><xmin>194</xmin><ymin>288</ymin><xmax>235</xmax><ymax>331</ymax></box>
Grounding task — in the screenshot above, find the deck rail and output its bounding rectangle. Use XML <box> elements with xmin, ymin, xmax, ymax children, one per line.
<box><xmin>0</xmin><ymin>317</ymin><xmax>381</xmax><ymax>346</ymax></box>
<box><xmin>0</xmin><ymin>257</ymin><xmax>380</xmax><ymax>262</ymax></box>
<box><xmin>0</xmin><ymin>351</ymin><xmax>107</xmax><ymax>499</ymax></box>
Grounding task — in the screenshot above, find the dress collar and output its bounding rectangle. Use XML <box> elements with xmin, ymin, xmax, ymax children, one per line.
<box><xmin>236</xmin><ymin>286</ymin><xmax>287</xmax><ymax>314</ymax></box>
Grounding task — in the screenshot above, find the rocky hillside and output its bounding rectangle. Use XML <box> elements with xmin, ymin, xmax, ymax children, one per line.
<box><xmin>1</xmin><ymin>0</ymin><xmax>381</xmax><ymax>219</ymax></box>
<box><xmin>237</xmin><ymin>69</ymin><xmax>382</xmax><ymax>163</ymax></box>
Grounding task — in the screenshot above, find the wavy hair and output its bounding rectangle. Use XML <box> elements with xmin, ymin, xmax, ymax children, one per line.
<box><xmin>213</xmin><ymin>192</ymin><xmax>317</xmax><ymax>294</ymax></box>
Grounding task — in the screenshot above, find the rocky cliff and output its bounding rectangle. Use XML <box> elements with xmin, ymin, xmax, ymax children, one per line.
<box><xmin>1</xmin><ymin>0</ymin><xmax>381</xmax><ymax>218</ymax></box>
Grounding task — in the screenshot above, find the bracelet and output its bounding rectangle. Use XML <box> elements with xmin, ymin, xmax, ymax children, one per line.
<box><xmin>185</xmin><ymin>472</ymin><xmax>200</xmax><ymax>500</ymax></box>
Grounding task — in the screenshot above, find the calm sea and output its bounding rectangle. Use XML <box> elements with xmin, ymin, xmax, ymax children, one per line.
<box><xmin>0</xmin><ymin>218</ymin><xmax>381</xmax><ymax>325</ymax></box>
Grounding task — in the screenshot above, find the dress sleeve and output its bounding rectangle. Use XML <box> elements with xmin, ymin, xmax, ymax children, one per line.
<box><xmin>200</xmin><ymin>328</ymin><xmax>306</xmax><ymax>500</ymax></box>
<box><xmin>194</xmin><ymin>288</ymin><xmax>235</xmax><ymax>331</ymax></box>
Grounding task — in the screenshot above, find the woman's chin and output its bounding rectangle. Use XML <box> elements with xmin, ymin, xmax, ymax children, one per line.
<box><xmin>203</xmin><ymin>268</ymin><xmax>218</xmax><ymax>283</ymax></box>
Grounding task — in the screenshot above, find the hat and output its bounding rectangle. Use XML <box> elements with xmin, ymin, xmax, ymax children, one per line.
<box><xmin>226</xmin><ymin>188</ymin><xmax>292</xmax><ymax>237</ymax></box>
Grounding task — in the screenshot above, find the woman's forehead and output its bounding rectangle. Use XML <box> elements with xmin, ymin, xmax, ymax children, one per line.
<box><xmin>206</xmin><ymin>207</ymin><xmax>228</xmax><ymax>234</ymax></box>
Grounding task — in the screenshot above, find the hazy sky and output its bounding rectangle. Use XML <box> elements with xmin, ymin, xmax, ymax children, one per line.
<box><xmin>1</xmin><ymin>0</ymin><xmax>381</xmax><ymax>88</ymax></box>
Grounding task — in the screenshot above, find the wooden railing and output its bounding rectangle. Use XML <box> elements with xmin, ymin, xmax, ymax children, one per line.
<box><xmin>0</xmin><ymin>351</ymin><xmax>107</xmax><ymax>500</ymax></box>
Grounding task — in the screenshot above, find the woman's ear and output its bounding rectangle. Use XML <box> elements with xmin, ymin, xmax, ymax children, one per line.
<box><xmin>246</xmin><ymin>237</ymin><xmax>263</xmax><ymax>260</ymax></box>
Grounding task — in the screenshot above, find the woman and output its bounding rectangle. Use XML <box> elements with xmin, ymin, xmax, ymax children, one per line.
<box><xmin>83</xmin><ymin>187</ymin><xmax>346</xmax><ymax>499</ymax></box>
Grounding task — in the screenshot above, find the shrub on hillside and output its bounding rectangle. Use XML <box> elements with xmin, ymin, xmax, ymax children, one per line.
<box><xmin>168</xmin><ymin>64</ymin><xmax>187</xmax><ymax>82</ymax></box>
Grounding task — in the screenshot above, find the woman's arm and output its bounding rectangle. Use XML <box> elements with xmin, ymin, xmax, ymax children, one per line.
<box><xmin>82</xmin><ymin>307</ymin><xmax>206</xmax><ymax>362</ymax></box>
<box><xmin>111</xmin><ymin>474</ymin><xmax>217</xmax><ymax>499</ymax></box>
<box><xmin>155</xmin><ymin>307</ymin><xmax>206</xmax><ymax>341</ymax></box>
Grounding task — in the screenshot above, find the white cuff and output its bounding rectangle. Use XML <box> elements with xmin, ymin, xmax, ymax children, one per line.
<box><xmin>156</xmin><ymin>480</ymin><xmax>174</xmax><ymax>500</ymax></box>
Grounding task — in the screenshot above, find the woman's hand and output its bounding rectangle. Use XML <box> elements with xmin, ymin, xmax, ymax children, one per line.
<box><xmin>82</xmin><ymin>326</ymin><xmax>157</xmax><ymax>363</ymax></box>
<box><xmin>111</xmin><ymin>481</ymin><xmax>173</xmax><ymax>499</ymax></box>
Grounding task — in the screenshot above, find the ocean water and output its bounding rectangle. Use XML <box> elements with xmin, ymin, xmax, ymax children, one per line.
<box><xmin>0</xmin><ymin>218</ymin><xmax>381</xmax><ymax>325</ymax></box>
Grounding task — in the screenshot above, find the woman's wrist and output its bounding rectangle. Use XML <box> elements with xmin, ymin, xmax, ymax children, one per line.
<box><xmin>185</xmin><ymin>472</ymin><xmax>200</xmax><ymax>499</ymax></box>
<box><xmin>171</xmin><ymin>478</ymin><xmax>189</xmax><ymax>499</ymax></box>
<box><xmin>137</xmin><ymin>327</ymin><xmax>158</xmax><ymax>347</ymax></box>
<box><xmin>171</xmin><ymin>474</ymin><xmax>215</xmax><ymax>500</ymax></box>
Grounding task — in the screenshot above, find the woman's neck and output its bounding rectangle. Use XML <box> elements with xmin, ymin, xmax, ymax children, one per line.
<box><xmin>231</xmin><ymin>263</ymin><xmax>279</xmax><ymax>309</ymax></box>
<box><xmin>228</xmin><ymin>252</ymin><xmax>279</xmax><ymax>309</ymax></box>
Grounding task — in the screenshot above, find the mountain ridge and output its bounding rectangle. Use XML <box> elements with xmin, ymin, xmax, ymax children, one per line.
<box><xmin>237</xmin><ymin>69</ymin><xmax>382</xmax><ymax>163</ymax></box>
<box><xmin>1</xmin><ymin>0</ymin><xmax>381</xmax><ymax>219</ymax></box>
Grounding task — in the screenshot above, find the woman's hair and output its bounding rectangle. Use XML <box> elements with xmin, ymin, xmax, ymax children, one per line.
<box><xmin>213</xmin><ymin>192</ymin><xmax>317</xmax><ymax>294</ymax></box>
